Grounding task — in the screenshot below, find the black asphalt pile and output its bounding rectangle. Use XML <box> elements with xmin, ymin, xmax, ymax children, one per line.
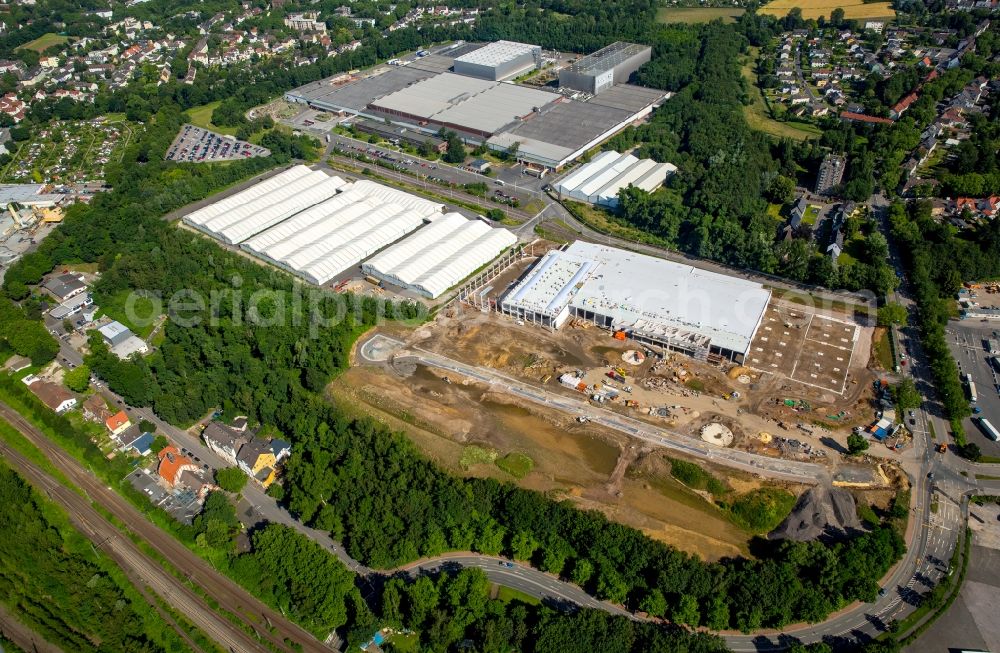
<box><xmin>769</xmin><ymin>485</ymin><xmax>863</xmax><ymax>542</ymax></box>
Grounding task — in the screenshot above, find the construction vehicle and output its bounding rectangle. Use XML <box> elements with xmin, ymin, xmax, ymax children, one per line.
<box><xmin>613</xmin><ymin>330</ymin><xmax>627</xmax><ymax>341</ymax></box>
<box><xmin>606</xmin><ymin>370</ymin><xmax>626</xmax><ymax>383</ymax></box>
<box><xmin>624</xmin><ymin>399</ymin><xmax>639</xmax><ymax>408</ymax></box>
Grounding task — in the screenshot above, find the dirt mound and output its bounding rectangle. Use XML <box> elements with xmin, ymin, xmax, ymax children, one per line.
<box><xmin>769</xmin><ymin>485</ymin><xmax>863</xmax><ymax>542</ymax></box>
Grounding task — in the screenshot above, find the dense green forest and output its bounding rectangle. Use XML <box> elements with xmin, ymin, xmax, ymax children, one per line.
<box><xmin>376</xmin><ymin>567</ymin><xmax>728</xmax><ymax>653</ymax></box>
<box><xmin>0</xmin><ymin>461</ymin><xmax>197</xmax><ymax>652</ymax></box>
<box><xmin>0</xmin><ymin>297</ymin><xmax>58</xmax><ymax>364</ymax></box>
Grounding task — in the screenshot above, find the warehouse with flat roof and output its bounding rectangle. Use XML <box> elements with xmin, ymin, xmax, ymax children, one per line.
<box><xmin>501</xmin><ymin>242</ymin><xmax>771</xmax><ymax>362</ymax></box>
<box><xmin>284</xmin><ymin>66</ymin><xmax>436</xmax><ymax>113</ymax></box>
<box><xmin>559</xmin><ymin>42</ymin><xmax>653</xmax><ymax>95</ymax></box>
<box><xmin>452</xmin><ymin>40</ymin><xmax>541</xmax><ymax>81</ymax></box>
<box><xmin>486</xmin><ymin>88</ymin><xmax>665</xmax><ymax>170</ymax></box>
<box><xmin>500</xmin><ymin>247</ymin><xmax>595</xmax><ymax>329</ymax></box>
<box><xmin>554</xmin><ymin>150</ymin><xmax>676</xmax><ymax>208</ymax></box>
<box><xmin>282</xmin><ymin>41</ymin><xmax>667</xmax><ymax>170</ymax></box>
<box><xmin>368</xmin><ymin>73</ymin><xmax>558</xmax><ymax>139</ymax></box>
<box><xmin>362</xmin><ymin>212</ymin><xmax>516</xmax><ymax>298</ymax></box>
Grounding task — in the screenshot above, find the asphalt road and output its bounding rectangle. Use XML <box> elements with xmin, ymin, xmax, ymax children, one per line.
<box><xmin>0</xmin><ymin>401</ymin><xmax>334</xmax><ymax>653</ymax></box>
<box><xmin>33</xmin><ymin>193</ymin><xmax>1000</xmax><ymax>651</ymax></box>
<box><xmin>398</xmin><ymin>554</ymin><xmax>632</xmax><ymax>618</ymax></box>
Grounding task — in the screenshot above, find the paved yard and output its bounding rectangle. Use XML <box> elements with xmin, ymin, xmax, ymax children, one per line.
<box><xmin>946</xmin><ymin>322</ymin><xmax>1000</xmax><ymax>457</ymax></box>
<box><xmin>906</xmin><ymin>502</ymin><xmax>1000</xmax><ymax>653</ymax></box>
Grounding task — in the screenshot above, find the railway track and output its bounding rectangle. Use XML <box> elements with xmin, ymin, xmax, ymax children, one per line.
<box><xmin>0</xmin><ymin>402</ymin><xmax>332</xmax><ymax>653</ymax></box>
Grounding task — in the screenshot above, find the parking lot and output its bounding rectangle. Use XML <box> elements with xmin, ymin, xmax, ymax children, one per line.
<box><xmin>165</xmin><ymin>124</ymin><xmax>270</xmax><ymax>163</ymax></box>
<box><xmin>946</xmin><ymin>321</ymin><xmax>1000</xmax><ymax>456</ymax></box>
<box><xmin>747</xmin><ymin>303</ymin><xmax>859</xmax><ymax>394</ymax></box>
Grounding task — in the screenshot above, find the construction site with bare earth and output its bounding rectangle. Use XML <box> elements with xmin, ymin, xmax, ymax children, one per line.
<box><xmin>332</xmin><ymin>238</ymin><xmax>912</xmax><ymax>562</ymax></box>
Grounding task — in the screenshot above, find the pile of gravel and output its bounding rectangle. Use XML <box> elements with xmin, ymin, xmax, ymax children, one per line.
<box><xmin>769</xmin><ymin>485</ymin><xmax>863</xmax><ymax>542</ymax></box>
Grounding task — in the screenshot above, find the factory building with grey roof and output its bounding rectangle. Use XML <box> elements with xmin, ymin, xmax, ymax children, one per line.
<box><xmin>559</xmin><ymin>42</ymin><xmax>652</xmax><ymax>95</ymax></box>
<box><xmin>284</xmin><ymin>40</ymin><xmax>666</xmax><ymax>170</ymax></box>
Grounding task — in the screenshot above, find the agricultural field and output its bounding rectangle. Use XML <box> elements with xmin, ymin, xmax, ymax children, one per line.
<box><xmin>15</xmin><ymin>32</ymin><xmax>70</xmax><ymax>53</ymax></box>
<box><xmin>656</xmin><ymin>6</ymin><xmax>745</xmax><ymax>23</ymax></box>
<box><xmin>0</xmin><ymin>118</ymin><xmax>135</xmax><ymax>184</ymax></box>
<box><xmin>760</xmin><ymin>0</ymin><xmax>895</xmax><ymax>20</ymax></box>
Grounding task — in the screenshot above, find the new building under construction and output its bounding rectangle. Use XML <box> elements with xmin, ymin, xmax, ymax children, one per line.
<box><xmin>500</xmin><ymin>242</ymin><xmax>772</xmax><ymax>363</ymax></box>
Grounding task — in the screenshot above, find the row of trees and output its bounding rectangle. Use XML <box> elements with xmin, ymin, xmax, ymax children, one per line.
<box><xmin>379</xmin><ymin>568</ymin><xmax>729</xmax><ymax>653</ymax></box>
<box><xmin>282</xmin><ymin>401</ymin><xmax>904</xmax><ymax>631</ymax></box>
<box><xmin>888</xmin><ymin>200</ymin><xmax>980</xmax><ymax>458</ymax></box>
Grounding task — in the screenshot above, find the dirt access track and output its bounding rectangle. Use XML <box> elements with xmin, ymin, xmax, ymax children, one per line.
<box><xmin>339</xmin><ymin>297</ymin><xmax>878</xmax><ymax>561</ymax></box>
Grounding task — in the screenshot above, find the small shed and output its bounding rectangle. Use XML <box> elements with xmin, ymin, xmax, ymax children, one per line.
<box><xmin>468</xmin><ymin>158</ymin><xmax>491</xmax><ymax>173</ymax></box>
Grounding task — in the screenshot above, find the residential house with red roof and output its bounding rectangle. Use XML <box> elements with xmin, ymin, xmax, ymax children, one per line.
<box><xmin>105</xmin><ymin>410</ymin><xmax>131</xmax><ymax>437</ymax></box>
<box><xmin>157</xmin><ymin>446</ymin><xmax>200</xmax><ymax>487</ymax></box>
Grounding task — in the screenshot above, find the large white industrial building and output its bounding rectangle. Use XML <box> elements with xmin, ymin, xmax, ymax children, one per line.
<box><xmin>241</xmin><ymin>180</ymin><xmax>443</xmax><ymax>286</ymax></box>
<box><xmin>501</xmin><ymin>242</ymin><xmax>771</xmax><ymax>363</ymax></box>
<box><xmin>362</xmin><ymin>212</ymin><xmax>517</xmax><ymax>298</ymax></box>
<box><xmin>183</xmin><ymin>167</ymin><xmax>349</xmax><ymax>244</ymax></box>
<box><xmin>554</xmin><ymin>150</ymin><xmax>676</xmax><ymax>208</ymax></box>
<box><xmin>452</xmin><ymin>40</ymin><xmax>541</xmax><ymax>81</ymax></box>
<box><xmin>368</xmin><ymin>73</ymin><xmax>558</xmax><ymax>140</ymax></box>
<box><xmin>183</xmin><ymin>165</ymin><xmax>516</xmax><ymax>296</ymax></box>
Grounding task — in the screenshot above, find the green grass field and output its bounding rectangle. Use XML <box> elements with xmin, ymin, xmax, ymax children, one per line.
<box><xmin>496</xmin><ymin>585</ymin><xmax>542</xmax><ymax>606</ymax></box>
<box><xmin>16</xmin><ymin>33</ymin><xmax>69</xmax><ymax>53</ymax></box>
<box><xmin>741</xmin><ymin>49</ymin><xmax>821</xmax><ymax>141</ymax></box>
<box><xmin>656</xmin><ymin>6</ymin><xmax>745</xmax><ymax>23</ymax></box>
<box><xmin>496</xmin><ymin>452</ymin><xmax>534</xmax><ymax>479</ymax></box>
<box><xmin>803</xmin><ymin>205</ymin><xmax>821</xmax><ymax>226</ymax></box>
<box><xmin>387</xmin><ymin>633</ymin><xmax>419</xmax><ymax>652</ymax></box>
<box><xmin>186</xmin><ymin>101</ymin><xmax>240</xmax><ymax>136</ymax></box>
<box><xmin>874</xmin><ymin>330</ymin><xmax>894</xmax><ymax>370</ymax></box>
<box><xmin>97</xmin><ymin>290</ymin><xmax>160</xmax><ymax>339</ymax></box>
